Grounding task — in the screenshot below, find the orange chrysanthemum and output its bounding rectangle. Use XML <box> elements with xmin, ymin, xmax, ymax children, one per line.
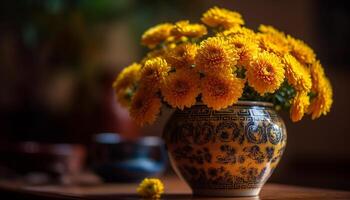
<box><xmin>161</xmin><ymin>69</ymin><xmax>200</xmax><ymax>109</ymax></box>
<box><xmin>310</xmin><ymin>60</ymin><xmax>326</xmax><ymax>92</ymax></box>
<box><xmin>217</xmin><ymin>26</ymin><xmax>256</xmax><ymax>38</ymax></box>
<box><xmin>201</xmin><ymin>73</ymin><xmax>245</xmax><ymax>110</ymax></box>
<box><xmin>141</xmin><ymin>23</ymin><xmax>173</xmax><ymax>48</ymax></box>
<box><xmin>290</xmin><ymin>92</ymin><xmax>310</xmax><ymax>122</ymax></box>
<box><xmin>257</xmin><ymin>35</ymin><xmax>289</xmax><ymax>57</ymax></box>
<box><xmin>257</xmin><ymin>25</ymin><xmax>289</xmax><ymax>57</ymax></box>
<box><xmin>129</xmin><ymin>89</ymin><xmax>162</xmax><ymax>126</ymax></box>
<box><xmin>287</xmin><ymin>35</ymin><xmax>316</xmax><ymax>65</ymax></box>
<box><xmin>259</xmin><ymin>25</ymin><xmax>285</xmax><ymax>37</ymax></box>
<box><xmin>247</xmin><ymin>51</ymin><xmax>285</xmax><ymax>95</ymax></box>
<box><xmin>140</xmin><ymin>57</ymin><xmax>170</xmax><ymax>92</ymax></box>
<box><xmin>201</xmin><ymin>7</ymin><xmax>244</xmax><ymax>29</ymax></box>
<box><xmin>141</xmin><ymin>49</ymin><xmax>166</xmax><ymax>64</ymax></box>
<box><xmin>165</xmin><ymin>43</ymin><xmax>197</xmax><ymax>70</ymax></box>
<box><xmin>112</xmin><ymin>63</ymin><xmax>141</xmax><ymax>107</ymax></box>
<box><xmin>228</xmin><ymin>35</ymin><xmax>259</xmax><ymax>67</ymax></box>
<box><xmin>308</xmin><ymin>61</ymin><xmax>333</xmax><ymax>119</ymax></box>
<box><xmin>308</xmin><ymin>78</ymin><xmax>333</xmax><ymax>120</ymax></box>
<box><xmin>171</xmin><ymin>20</ymin><xmax>207</xmax><ymax>38</ymax></box>
<box><xmin>283</xmin><ymin>54</ymin><xmax>312</xmax><ymax>92</ymax></box>
<box><xmin>195</xmin><ymin>37</ymin><xmax>238</xmax><ymax>74</ymax></box>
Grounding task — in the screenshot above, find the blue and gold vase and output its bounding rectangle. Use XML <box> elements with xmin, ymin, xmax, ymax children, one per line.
<box><xmin>163</xmin><ymin>101</ymin><xmax>287</xmax><ymax>197</ymax></box>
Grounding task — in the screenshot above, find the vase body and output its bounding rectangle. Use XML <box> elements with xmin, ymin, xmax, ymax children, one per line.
<box><xmin>163</xmin><ymin>101</ymin><xmax>287</xmax><ymax>197</ymax></box>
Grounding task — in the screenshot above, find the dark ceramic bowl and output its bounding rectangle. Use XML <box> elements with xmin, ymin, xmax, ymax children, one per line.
<box><xmin>92</xmin><ymin>133</ymin><xmax>167</xmax><ymax>182</ymax></box>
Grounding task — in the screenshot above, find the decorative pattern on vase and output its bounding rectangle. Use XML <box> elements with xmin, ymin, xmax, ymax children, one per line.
<box><xmin>163</xmin><ymin>102</ymin><xmax>287</xmax><ymax>191</ymax></box>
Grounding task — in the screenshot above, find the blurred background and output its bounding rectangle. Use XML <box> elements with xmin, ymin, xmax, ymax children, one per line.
<box><xmin>0</xmin><ymin>0</ymin><xmax>349</xmax><ymax>190</ymax></box>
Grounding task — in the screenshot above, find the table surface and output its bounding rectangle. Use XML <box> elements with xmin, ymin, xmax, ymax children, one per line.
<box><xmin>1</xmin><ymin>176</ymin><xmax>350</xmax><ymax>200</ymax></box>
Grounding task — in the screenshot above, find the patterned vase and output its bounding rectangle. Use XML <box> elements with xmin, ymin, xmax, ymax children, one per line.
<box><xmin>163</xmin><ymin>101</ymin><xmax>287</xmax><ymax>197</ymax></box>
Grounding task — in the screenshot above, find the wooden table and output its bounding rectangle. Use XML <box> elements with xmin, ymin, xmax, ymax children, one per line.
<box><xmin>1</xmin><ymin>176</ymin><xmax>349</xmax><ymax>200</ymax></box>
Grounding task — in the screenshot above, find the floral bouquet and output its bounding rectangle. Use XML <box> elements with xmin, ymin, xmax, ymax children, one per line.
<box><xmin>113</xmin><ymin>6</ymin><xmax>333</xmax><ymax>126</ymax></box>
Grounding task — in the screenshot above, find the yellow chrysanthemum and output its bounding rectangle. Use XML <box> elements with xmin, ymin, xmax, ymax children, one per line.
<box><xmin>257</xmin><ymin>25</ymin><xmax>289</xmax><ymax>56</ymax></box>
<box><xmin>165</xmin><ymin>43</ymin><xmax>197</xmax><ymax>70</ymax></box>
<box><xmin>287</xmin><ymin>35</ymin><xmax>316</xmax><ymax>65</ymax></box>
<box><xmin>195</xmin><ymin>37</ymin><xmax>238</xmax><ymax>74</ymax></box>
<box><xmin>217</xmin><ymin>26</ymin><xmax>256</xmax><ymax>38</ymax></box>
<box><xmin>141</xmin><ymin>57</ymin><xmax>170</xmax><ymax>92</ymax></box>
<box><xmin>161</xmin><ymin>69</ymin><xmax>200</xmax><ymax>109</ymax></box>
<box><xmin>141</xmin><ymin>49</ymin><xmax>167</xmax><ymax>64</ymax></box>
<box><xmin>283</xmin><ymin>54</ymin><xmax>312</xmax><ymax>92</ymax></box>
<box><xmin>201</xmin><ymin>73</ymin><xmax>245</xmax><ymax>110</ymax></box>
<box><xmin>257</xmin><ymin>34</ymin><xmax>289</xmax><ymax>57</ymax></box>
<box><xmin>171</xmin><ymin>20</ymin><xmax>207</xmax><ymax>38</ymax></box>
<box><xmin>308</xmin><ymin>78</ymin><xmax>333</xmax><ymax>120</ymax></box>
<box><xmin>201</xmin><ymin>7</ymin><xmax>244</xmax><ymax>29</ymax></box>
<box><xmin>141</xmin><ymin>23</ymin><xmax>173</xmax><ymax>48</ymax></box>
<box><xmin>137</xmin><ymin>178</ymin><xmax>164</xmax><ymax>199</ymax></box>
<box><xmin>308</xmin><ymin>61</ymin><xmax>333</xmax><ymax>119</ymax></box>
<box><xmin>259</xmin><ymin>25</ymin><xmax>285</xmax><ymax>37</ymax></box>
<box><xmin>228</xmin><ymin>35</ymin><xmax>259</xmax><ymax>67</ymax></box>
<box><xmin>290</xmin><ymin>92</ymin><xmax>310</xmax><ymax>122</ymax></box>
<box><xmin>165</xmin><ymin>34</ymin><xmax>188</xmax><ymax>47</ymax></box>
<box><xmin>112</xmin><ymin>63</ymin><xmax>141</xmax><ymax>107</ymax></box>
<box><xmin>309</xmin><ymin>60</ymin><xmax>325</xmax><ymax>92</ymax></box>
<box><xmin>129</xmin><ymin>89</ymin><xmax>161</xmax><ymax>126</ymax></box>
<box><xmin>247</xmin><ymin>51</ymin><xmax>285</xmax><ymax>95</ymax></box>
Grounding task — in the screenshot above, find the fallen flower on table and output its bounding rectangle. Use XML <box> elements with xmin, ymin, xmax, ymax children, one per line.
<box><xmin>137</xmin><ymin>178</ymin><xmax>164</xmax><ymax>199</ymax></box>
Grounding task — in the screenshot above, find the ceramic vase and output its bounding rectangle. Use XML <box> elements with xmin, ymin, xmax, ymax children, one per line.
<box><xmin>163</xmin><ymin>101</ymin><xmax>287</xmax><ymax>197</ymax></box>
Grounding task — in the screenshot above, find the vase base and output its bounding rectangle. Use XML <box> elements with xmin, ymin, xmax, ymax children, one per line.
<box><xmin>193</xmin><ymin>188</ymin><xmax>261</xmax><ymax>197</ymax></box>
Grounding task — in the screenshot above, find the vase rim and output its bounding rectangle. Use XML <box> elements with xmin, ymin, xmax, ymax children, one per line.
<box><xmin>235</xmin><ymin>100</ymin><xmax>273</xmax><ymax>107</ymax></box>
<box><xmin>195</xmin><ymin>100</ymin><xmax>273</xmax><ymax>107</ymax></box>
